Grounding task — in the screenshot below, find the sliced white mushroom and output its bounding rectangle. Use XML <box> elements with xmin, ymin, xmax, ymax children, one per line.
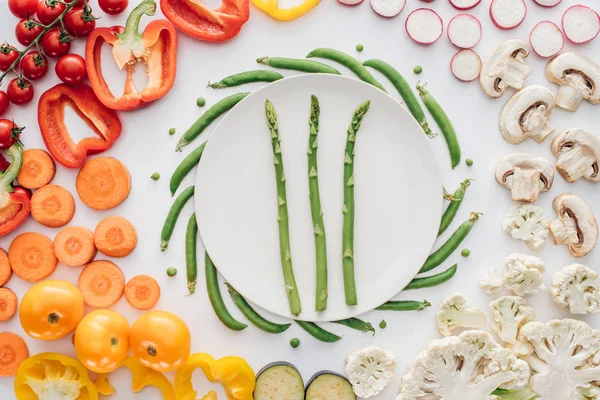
<box><xmin>549</xmin><ymin>193</ymin><xmax>598</xmax><ymax>257</ymax></box>
<box><xmin>495</xmin><ymin>153</ymin><xmax>554</xmax><ymax>202</ymax></box>
<box><xmin>499</xmin><ymin>85</ymin><xmax>556</xmax><ymax>144</ymax></box>
<box><xmin>481</xmin><ymin>39</ymin><xmax>532</xmax><ymax>98</ymax></box>
<box><xmin>546</xmin><ymin>52</ymin><xmax>600</xmax><ymax>111</ymax></box>
<box><xmin>551</xmin><ymin>129</ymin><xmax>600</xmax><ymax>183</ymax></box>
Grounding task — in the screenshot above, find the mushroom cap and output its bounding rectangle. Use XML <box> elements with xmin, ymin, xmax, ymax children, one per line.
<box><xmin>546</xmin><ymin>53</ymin><xmax>600</xmax><ymax>104</ymax></box>
<box><xmin>551</xmin><ymin>129</ymin><xmax>600</xmax><ymax>182</ymax></box>
<box><xmin>499</xmin><ymin>85</ymin><xmax>556</xmax><ymax>144</ymax></box>
<box><xmin>495</xmin><ymin>153</ymin><xmax>554</xmax><ymax>189</ymax></box>
<box><xmin>481</xmin><ymin>39</ymin><xmax>531</xmax><ymax>98</ymax></box>
<box><xmin>551</xmin><ymin>193</ymin><xmax>598</xmax><ymax>257</ymax></box>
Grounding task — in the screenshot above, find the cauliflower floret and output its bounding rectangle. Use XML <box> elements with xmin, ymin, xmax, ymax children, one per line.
<box><xmin>550</xmin><ymin>264</ymin><xmax>600</xmax><ymax>315</ymax></box>
<box><xmin>480</xmin><ymin>267</ymin><xmax>505</xmax><ymax>294</ymax></box>
<box><xmin>503</xmin><ymin>253</ymin><xmax>545</xmax><ymax>296</ymax></box>
<box><xmin>397</xmin><ymin>330</ymin><xmax>530</xmax><ymax>400</ymax></box>
<box><xmin>436</xmin><ymin>293</ymin><xmax>487</xmax><ymax>337</ymax></box>
<box><xmin>345</xmin><ymin>346</ymin><xmax>396</xmax><ymax>398</ymax></box>
<box><xmin>502</xmin><ymin>204</ymin><xmax>549</xmax><ymax>251</ymax></box>
<box><xmin>489</xmin><ymin>296</ymin><xmax>535</xmax><ymax>344</ymax></box>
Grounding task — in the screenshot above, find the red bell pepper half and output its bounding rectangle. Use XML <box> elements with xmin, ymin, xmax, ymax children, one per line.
<box><xmin>38</xmin><ymin>84</ymin><xmax>122</xmax><ymax>169</ymax></box>
<box><xmin>0</xmin><ymin>143</ymin><xmax>31</xmax><ymax>237</ymax></box>
<box><xmin>160</xmin><ymin>0</ymin><xmax>250</xmax><ymax>42</ymax></box>
<box><xmin>85</xmin><ymin>0</ymin><xmax>177</xmax><ymax>111</ymax></box>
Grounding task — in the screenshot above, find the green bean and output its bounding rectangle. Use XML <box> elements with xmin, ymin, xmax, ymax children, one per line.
<box><xmin>205</xmin><ymin>252</ymin><xmax>247</xmax><ymax>331</ymax></box>
<box><xmin>176</xmin><ymin>92</ymin><xmax>249</xmax><ymax>151</ymax></box>
<box><xmin>295</xmin><ymin>320</ymin><xmax>341</xmax><ymax>343</ymax></box>
<box><xmin>421</xmin><ymin>213</ymin><xmax>481</xmax><ymax>273</ymax></box>
<box><xmin>226</xmin><ymin>283</ymin><xmax>291</xmax><ymax>334</ymax></box>
<box><xmin>363</xmin><ymin>59</ymin><xmax>432</xmax><ymax>136</ymax></box>
<box><xmin>406</xmin><ymin>264</ymin><xmax>458</xmax><ymax>290</ymax></box>
<box><xmin>209</xmin><ymin>70</ymin><xmax>284</xmax><ymax>89</ymax></box>
<box><xmin>438</xmin><ymin>179</ymin><xmax>472</xmax><ymax>237</ymax></box>
<box><xmin>376</xmin><ymin>300</ymin><xmax>432</xmax><ymax>311</ymax></box>
<box><xmin>185</xmin><ymin>213</ymin><xmax>198</xmax><ymax>295</ymax></box>
<box><xmin>307</xmin><ymin>48</ymin><xmax>386</xmax><ymax>92</ymax></box>
<box><xmin>170</xmin><ymin>142</ymin><xmax>206</xmax><ymax>196</ymax></box>
<box><xmin>416</xmin><ymin>83</ymin><xmax>461</xmax><ymax>168</ymax></box>
<box><xmin>161</xmin><ymin>186</ymin><xmax>195</xmax><ymax>250</ymax></box>
<box><xmin>257</xmin><ymin>56</ymin><xmax>341</xmax><ymax>74</ymax></box>
<box><xmin>332</xmin><ymin>318</ymin><xmax>375</xmax><ymax>335</ymax></box>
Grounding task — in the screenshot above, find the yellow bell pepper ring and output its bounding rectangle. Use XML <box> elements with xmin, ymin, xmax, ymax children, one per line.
<box><xmin>14</xmin><ymin>353</ymin><xmax>98</xmax><ymax>400</ymax></box>
<box><xmin>252</xmin><ymin>0</ymin><xmax>321</xmax><ymax>21</ymax></box>
<box><xmin>175</xmin><ymin>353</ymin><xmax>256</xmax><ymax>400</ymax></box>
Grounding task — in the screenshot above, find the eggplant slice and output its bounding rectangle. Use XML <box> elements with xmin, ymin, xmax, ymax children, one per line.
<box><xmin>306</xmin><ymin>371</ymin><xmax>356</xmax><ymax>400</ymax></box>
<box><xmin>254</xmin><ymin>362</ymin><xmax>304</xmax><ymax>400</ymax></box>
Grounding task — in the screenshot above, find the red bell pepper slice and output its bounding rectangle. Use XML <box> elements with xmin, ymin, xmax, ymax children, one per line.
<box><xmin>0</xmin><ymin>143</ymin><xmax>31</xmax><ymax>237</ymax></box>
<box><xmin>38</xmin><ymin>84</ymin><xmax>122</xmax><ymax>169</ymax></box>
<box><xmin>85</xmin><ymin>0</ymin><xmax>178</xmax><ymax>111</ymax></box>
<box><xmin>160</xmin><ymin>0</ymin><xmax>250</xmax><ymax>42</ymax></box>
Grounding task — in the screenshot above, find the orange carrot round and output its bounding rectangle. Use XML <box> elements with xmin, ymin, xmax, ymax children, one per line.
<box><xmin>0</xmin><ymin>332</ymin><xmax>29</xmax><ymax>377</ymax></box>
<box><xmin>54</xmin><ymin>226</ymin><xmax>97</xmax><ymax>267</ymax></box>
<box><xmin>78</xmin><ymin>260</ymin><xmax>124</xmax><ymax>308</ymax></box>
<box><xmin>76</xmin><ymin>157</ymin><xmax>131</xmax><ymax>210</ymax></box>
<box><xmin>31</xmin><ymin>184</ymin><xmax>76</xmax><ymax>228</ymax></box>
<box><xmin>0</xmin><ymin>249</ymin><xmax>12</xmax><ymax>287</ymax></box>
<box><xmin>17</xmin><ymin>149</ymin><xmax>56</xmax><ymax>189</ymax></box>
<box><xmin>94</xmin><ymin>216</ymin><xmax>137</xmax><ymax>258</ymax></box>
<box><xmin>8</xmin><ymin>232</ymin><xmax>58</xmax><ymax>282</ymax></box>
<box><xmin>124</xmin><ymin>275</ymin><xmax>160</xmax><ymax>310</ymax></box>
<box><xmin>0</xmin><ymin>288</ymin><xmax>18</xmax><ymax>322</ymax></box>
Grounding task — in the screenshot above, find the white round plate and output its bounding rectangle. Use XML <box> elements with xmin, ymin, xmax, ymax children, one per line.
<box><xmin>196</xmin><ymin>74</ymin><xmax>443</xmax><ymax>322</ymax></box>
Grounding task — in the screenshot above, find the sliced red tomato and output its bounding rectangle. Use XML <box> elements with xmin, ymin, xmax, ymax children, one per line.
<box><xmin>21</xmin><ymin>51</ymin><xmax>49</xmax><ymax>81</ymax></box>
<box><xmin>6</xmin><ymin>78</ymin><xmax>34</xmax><ymax>105</ymax></box>
<box><xmin>15</xmin><ymin>18</ymin><xmax>44</xmax><ymax>46</ymax></box>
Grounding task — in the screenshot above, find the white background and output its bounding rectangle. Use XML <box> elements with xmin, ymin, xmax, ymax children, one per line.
<box><xmin>0</xmin><ymin>0</ymin><xmax>599</xmax><ymax>398</ymax></box>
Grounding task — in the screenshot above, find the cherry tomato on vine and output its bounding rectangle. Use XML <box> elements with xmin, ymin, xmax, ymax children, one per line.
<box><xmin>21</xmin><ymin>51</ymin><xmax>48</xmax><ymax>81</ymax></box>
<box><xmin>98</xmin><ymin>0</ymin><xmax>128</xmax><ymax>15</ymax></box>
<box><xmin>8</xmin><ymin>0</ymin><xmax>38</xmax><ymax>18</ymax></box>
<box><xmin>0</xmin><ymin>92</ymin><xmax>8</xmax><ymax>116</ymax></box>
<box><xmin>13</xmin><ymin>186</ymin><xmax>32</xmax><ymax>199</ymax></box>
<box><xmin>64</xmin><ymin>7</ymin><xmax>96</xmax><ymax>37</ymax></box>
<box><xmin>7</xmin><ymin>78</ymin><xmax>34</xmax><ymax>105</ymax></box>
<box><xmin>55</xmin><ymin>54</ymin><xmax>87</xmax><ymax>85</ymax></box>
<box><xmin>0</xmin><ymin>119</ymin><xmax>24</xmax><ymax>149</ymax></box>
<box><xmin>41</xmin><ymin>29</ymin><xmax>71</xmax><ymax>58</ymax></box>
<box><xmin>0</xmin><ymin>45</ymin><xmax>20</xmax><ymax>71</ymax></box>
<box><xmin>15</xmin><ymin>18</ymin><xmax>44</xmax><ymax>46</ymax></box>
<box><xmin>36</xmin><ymin>0</ymin><xmax>67</xmax><ymax>25</ymax></box>
<box><xmin>73</xmin><ymin>0</ymin><xmax>93</xmax><ymax>8</ymax></box>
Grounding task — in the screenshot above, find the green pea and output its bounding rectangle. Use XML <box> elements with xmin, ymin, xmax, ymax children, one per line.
<box><xmin>379</xmin><ymin>320</ymin><xmax>387</xmax><ymax>329</ymax></box>
<box><xmin>413</xmin><ymin>65</ymin><xmax>423</xmax><ymax>74</ymax></box>
<box><xmin>466</xmin><ymin>158</ymin><xmax>474</xmax><ymax>166</ymax></box>
<box><xmin>151</xmin><ymin>172</ymin><xmax>160</xmax><ymax>180</ymax></box>
<box><xmin>168</xmin><ymin>128</ymin><xmax>176</xmax><ymax>136</ymax></box>
<box><xmin>166</xmin><ymin>267</ymin><xmax>177</xmax><ymax>276</ymax></box>
<box><xmin>197</xmin><ymin>97</ymin><xmax>206</xmax><ymax>107</ymax></box>
<box><xmin>356</xmin><ymin>43</ymin><xmax>364</xmax><ymax>52</ymax></box>
<box><xmin>461</xmin><ymin>248</ymin><xmax>471</xmax><ymax>257</ymax></box>
<box><xmin>290</xmin><ymin>338</ymin><xmax>300</xmax><ymax>348</ymax></box>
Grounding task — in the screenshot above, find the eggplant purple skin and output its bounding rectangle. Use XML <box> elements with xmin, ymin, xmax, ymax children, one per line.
<box><xmin>306</xmin><ymin>370</ymin><xmax>356</xmax><ymax>399</ymax></box>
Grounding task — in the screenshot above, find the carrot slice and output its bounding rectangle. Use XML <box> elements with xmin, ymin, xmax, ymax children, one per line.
<box><xmin>0</xmin><ymin>288</ymin><xmax>17</xmax><ymax>322</ymax></box>
<box><xmin>8</xmin><ymin>232</ymin><xmax>58</xmax><ymax>282</ymax></box>
<box><xmin>76</xmin><ymin>157</ymin><xmax>131</xmax><ymax>210</ymax></box>
<box><xmin>0</xmin><ymin>332</ymin><xmax>29</xmax><ymax>377</ymax></box>
<box><xmin>17</xmin><ymin>149</ymin><xmax>56</xmax><ymax>189</ymax></box>
<box><xmin>78</xmin><ymin>260</ymin><xmax>124</xmax><ymax>308</ymax></box>
<box><xmin>124</xmin><ymin>275</ymin><xmax>160</xmax><ymax>310</ymax></box>
<box><xmin>94</xmin><ymin>216</ymin><xmax>137</xmax><ymax>258</ymax></box>
<box><xmin>31</xmin><ymin>184</ymin><xmax>76</xmax><ymax>228</ymax></box>
<box><xmin>54</xmin><ymin>226</ymin><xmax>97</xmax><ymax>267</ymax></box>
<box><xmin>0</xmin><ymin>249</ymin><xmax>12</xmax><ymax>286</ymax></box>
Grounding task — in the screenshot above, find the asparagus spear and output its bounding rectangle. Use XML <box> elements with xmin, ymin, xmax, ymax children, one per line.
<box><xmin>265</xmin><ymin>100</ymin><xmax>302</xmax><ymax>316</ymax></box>
<box><xmin>308</xmin><ymin>95</ymin><xmax>328</xmax><ymax>312</ymax></box>
<box><xmin>342</xmin><ymin>100</ymin><xmax>371</xmax><ymax>306</ymax></box>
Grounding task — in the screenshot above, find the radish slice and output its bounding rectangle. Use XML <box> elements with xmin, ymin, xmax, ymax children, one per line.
<box><xmin>337</xmin><ymin>0</ymin><xmax>364</xmax><ymax>5</ymax></box>
<box><xmin>406</xmin><ymin>8</ymin><xmax>444</xmax><ymax>45</ymax></box>
<box><xmin>533</xmin><ymin>0</ymin><xmax>561</xmax><ymax>7</ymax></box>
<box><xmin>371</xmin><ymin>0</ymin><xmax>406</xmax><ymax>17</ymax></box>
<box><xmin>447</xmin><ymin>14</ymin><xmax>482</xmax><ymax>49</ymax></box>
<box><xmin>489</xmin><ymin>0</ymin><xmax>527</xmax><ymax>30</ymax></box>
<box><xmin>449</xmin><ymin>0</ymin><xmax>481</xmax><ymax>10</ymax></box>
<box><xmin>562</xmin><ymin>5</ymin><xmax>600</xmax><ymax>44</ymax></box>
<box><xmin>529</xmin><ymin>21</ymin><xmax>564</xmax><ymax>58</ymax></box>
<box><xmin>451</xmin><ymin>49</ymin><xmax>482</xmax><ymax>81</ymax></box>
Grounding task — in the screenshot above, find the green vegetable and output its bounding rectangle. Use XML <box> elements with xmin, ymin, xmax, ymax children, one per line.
<box><xmin>166</xmin><ymin>267</ymin><xmax>177</xmax><ymax>277</ymax></box>
<box><xmin>185</xmin><ymin>213</ymin><xmax>198</xmax><ymax>295</ymax></box>
<box><xmin>170</xmin><ymin>142</ymin><xmax>206</xmax><ymax>196</ymax></box>
<box><xmin>266</xmin><ymin>100</ymin><xmax>302</xmax><ymax>317</ymax></box>
<box><xmin>416</xmin><ymin>83</ymin><xmax>461</xmax><ymax>169</ymax></box>
<box><xmin>168</xmin><ymin>128</ymin><xmax>176</xmax><ymax>136</ymax></box>
<box><xmin>150</xmin><ymin>172</ymin><xmax>160</xmax><ymax>180</ymax></box>
<box><xmin>466</xmin><ymin>158</ymin><xmax>474</xmax><ymax>166</ymax></box>
<box><xmin>307</xmin><ymin>48</ymin><xmax>386</xmax><ymax>91</ymax></box>
<box><xmin>356</xmin><ymin>43</ymin><xmax>364</xmax><ymax>52</ymax></box>
<box><xmin>295</xmin><ymin>320</ymin><xmax>341</xmax><ymax>343</ymax></box>
<box><xmin>290</xmin><ymin>338</ymin><xmax>300</xmax><ymax>348</ymax></box>
<box><xmin>342</xmin><ymin>100</ymin><xmax>371</xmax><ymax>306</ymax></box>
<box><xmin>205</xmin><ymin>252</ymin><xmax>247</xmax><ymax>331</ymax></box>
<box><xmin>379</xmin><ymin>320</ymin><xmax>387</xmax><ymax>329</ymax></box>
<box><xmin>332</xmin><ymin>318</ymin><xmax>375</xmax><ymax>335</ymax></box>
<box><xmin>363</xmin><ymin>59</ymin><xmax>432</xmax><ymax>137</ymax></box>
<box><xmin>461</xmin><ymin>248</ymin><xmax>471</xmax><ymax>257</ymax></box>
<box><xmin>161</xmin><ymin>186</ymin><xmax>195</xmax><ymax>251</ymax></box>
<box><xmin>176</xmin><ymin>92</ymin><xmax>249</xmax><ymax>151</ymax></box>
<box><xmin>438</xmin><ymin>179</ymin><xmax>472</xmax><ymax>237</ymax></box>
<box><xmin>407</xmin><ymin>264</ymin><xmax>458</xmax><ymax>290</ymax></box>
<box><xmin>257</xmin><ymin>56</ymin><xmax>341</xmax><ymax>74</ymax></box>
<box><xmin>226</xmin><ymin>283</ymin><xmax>291</xmax><ymax>334</ymax></box>
<box><xmin>376</xmin><ymin>300</ymin><xmax>431</xmax><ymax>311</ymax></box>
<box><xmin>209</xmin><ymin>70</ymin><xmax>284</xmax><ymax>89</ymax></box>
<box><xmin>413</xmin><ymin>65</ymin><xmax>423</xmax><ymax>74</ymax></box>
<box><xmin>197</xmin><ymin>97</ymin><xmax>206</xmax><ymax>107</ymax></box>
<box><xmin>308</xmin><ymin>95</ymin><xmax>328</xmax><ymax>312</ymax></box>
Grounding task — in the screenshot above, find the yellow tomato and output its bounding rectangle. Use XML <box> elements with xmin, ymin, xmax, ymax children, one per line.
<box><xmin>74</xmin><ymin>310</ymin><xmax>130</xmax><ymax>373</ymax></box>
<box><xmin>130</xmin><ymin>311</ymin><xmax>191</xmax><ymax>372</ymax></box>
<box><xmin>19</xmin><ymin>280</ymin><xmax>84</xmax><ymax>340</ymax></box>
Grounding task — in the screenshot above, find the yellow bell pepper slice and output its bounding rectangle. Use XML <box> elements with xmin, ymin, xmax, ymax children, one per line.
<box><xmin>94</xmin><ymin>356</ymin><xmax>175</xmax><ymax>400</ymax></box>
<box><xmin>14</xmin><ymin>353</ymin><xmax>98</xmax><ymax>400</ymax></box>
<box><xmin>175</xmin><ymin>353</ymin><xmax>255</xmax><ymax>400</ymax></box>
<box><xmin>251</xmin><ymin>0</ymin><xmax>321</xmax><ymax>21</ymax></box>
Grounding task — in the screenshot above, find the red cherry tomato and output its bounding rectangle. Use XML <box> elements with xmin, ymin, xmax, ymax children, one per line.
<box><xmin>36</xmin><ymin>0</ymin><xmax>67</xmax><ymax>25</ymax></box>
<box><xmin>110</xmin><ymin>25</ymin><xmax>126</xmax><ymax>34</ymax></box>
<box><xmin>0</xmin><ymin>45</ymin><xmax>20</xmax><ymax>71</ymax></box>
<box><xmin>64</xmin><ymin>7</ymin><xmax>96</xmax><ymax>37</ymax></box>
<box><xmin>0</xmin><ymin>119</ymin><xmax>23</xmax><ymax>149</ymax></box>
<box><xmin>8</xmin><ymin>0</ymin><xmax>38</xmax><ymax>18</ymax></box>
<box><xmin>13</xmin><ymin>186</ymin><xmax>33</xmax><ymax>199</ymax></box>
<box><xmin>98</xmin><ymin>0</ymin><xmax>128</xmax><ymax>15</ymax></box>
<box><xmin>73</xmin><ymin>0</ymin><xmax>92</xmax><ymax>7</ymax></box>
<box><xmin>15</xmin><ymin>18</ymin><xmax>44</xmax><ymax>46</ymax></box>
<box><xmin>0</xmin><ymin>91</ymin><xmax>8</xmax><ymax>116</ymax></box>
<box><xmin>20</xmin><ymin>51</ymin><xmax>48</xmax><ymax>81</ymax></box>
<box><xmin>41</xmin><ymin>29</ymin><xmax>71</xmax><ymax>58</ymax></box>
<box><xmin>6</xmin><ymin>78</ymin><xmax>34</xmax><ymax>105</ymax></box>
<box><xmin>55</xmin><ymin>54</ymin><xmax>87</xmax><ymax>85</ymax></box>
